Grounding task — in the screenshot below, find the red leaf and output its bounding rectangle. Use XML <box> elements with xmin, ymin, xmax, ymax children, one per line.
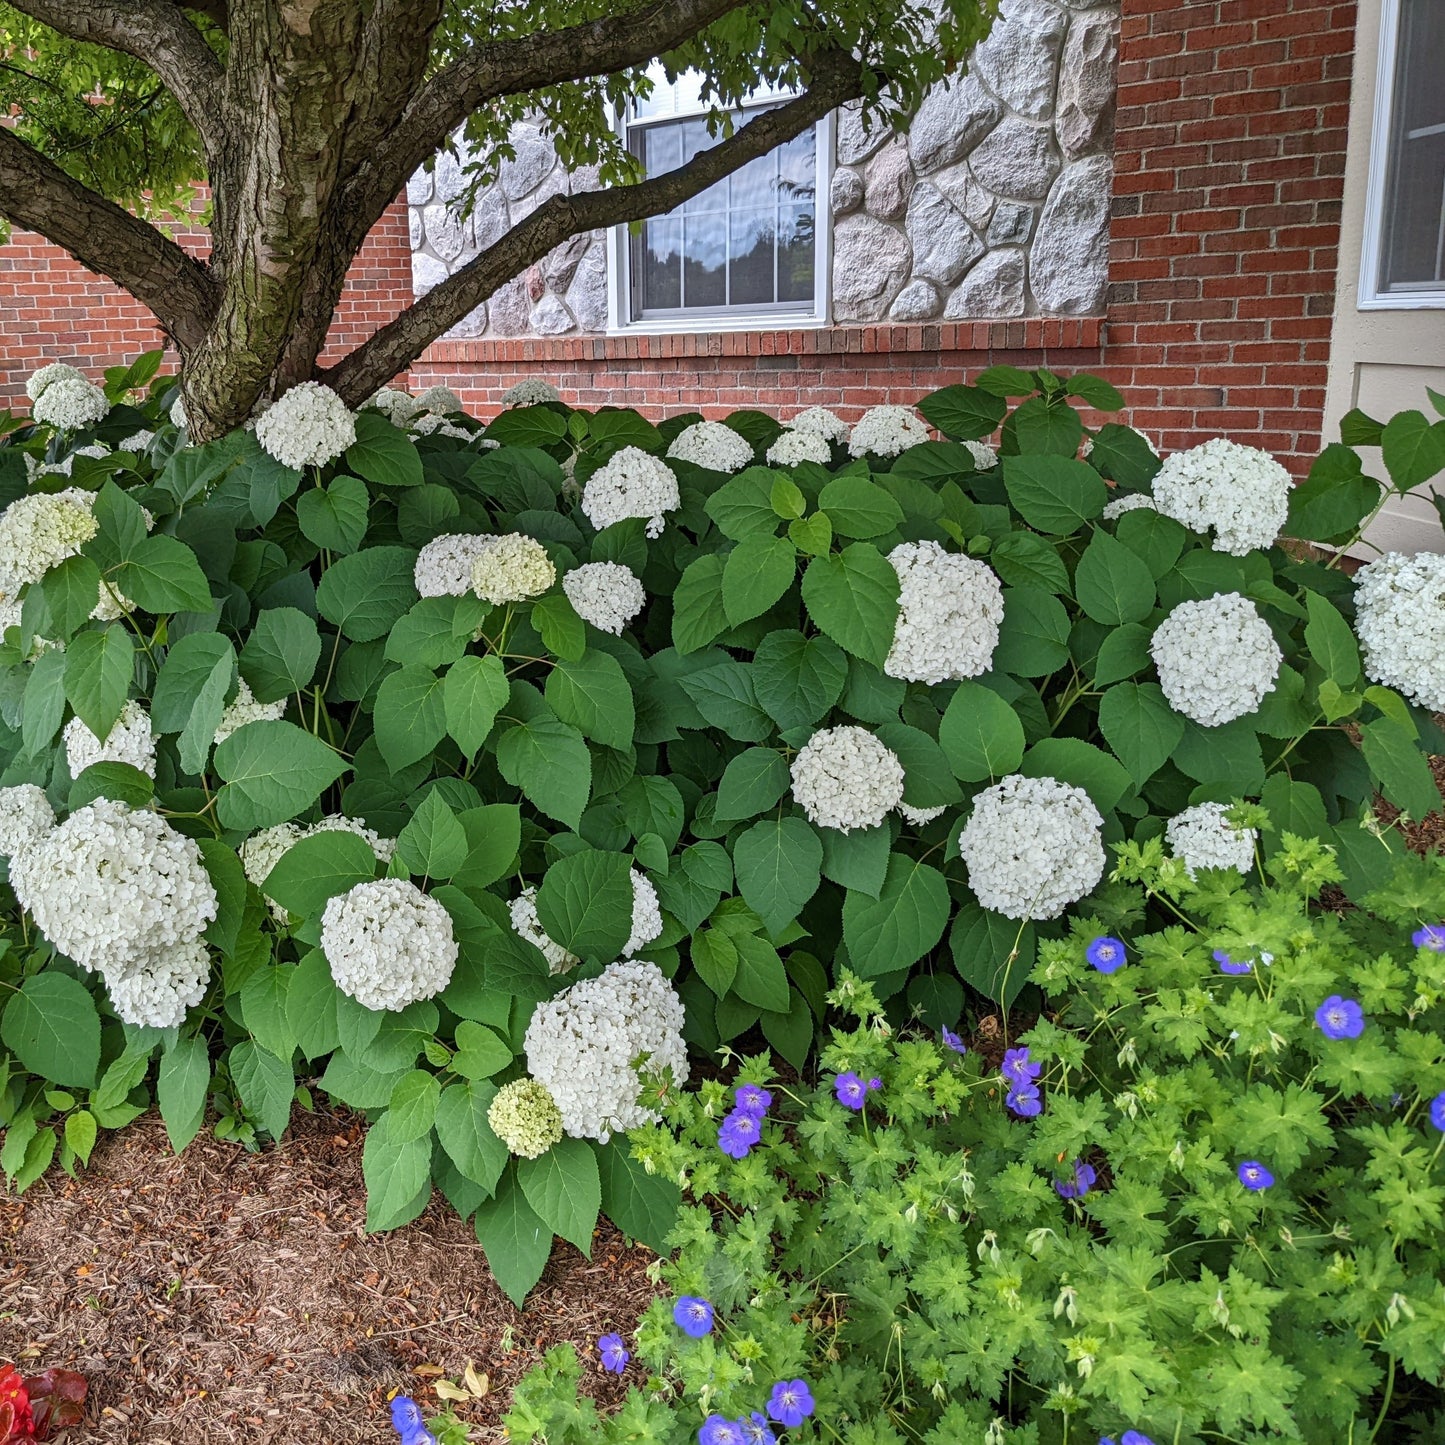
<box><xmin>22</xmin><ymin>1372</ymin><xmax>86</xmax><ymax>1441</ymax></box>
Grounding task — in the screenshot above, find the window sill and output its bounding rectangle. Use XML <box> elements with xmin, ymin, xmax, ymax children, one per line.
<box><xmin>422</xmin><ymin>316</ymin><xmax>1103</xmax><ymax>365</ymax></box>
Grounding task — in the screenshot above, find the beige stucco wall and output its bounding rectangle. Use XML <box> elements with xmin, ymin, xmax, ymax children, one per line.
<box><xmin>1324</xmin><ymin>0</ymin><xmax>1445</xmax><ymax>553</ymax></box>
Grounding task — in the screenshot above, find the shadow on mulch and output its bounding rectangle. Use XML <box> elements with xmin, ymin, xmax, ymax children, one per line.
<box><xmin>0</xmin><ymin>1110</ymin><xmax>659</xmax><ymax>1444</ymax></box>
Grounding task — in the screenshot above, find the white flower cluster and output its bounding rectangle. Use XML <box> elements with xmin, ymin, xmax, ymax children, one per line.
<box><xmin>957</xmin><ymin>774</ymin><xmax>1105</xmax><ymax>920</ymax></box>
<box><xmin>623</xmin><ymin>868</ymin><xmax>663</xmax><ymax>957</ymax></box>
<box><xmin>1151</xmin><ymin>591</ymin><xmax>1281</xmax><ymax>726</ymax></box>
<box><xmin>791</xmin><ymin>726</ymin><xmax>905</xmax><ymax>833</ymax></box>
<box><xmin>254</xmin><ymin>382</ymin><xmax>357</xmax><ymax>470</ymax></box>
<box><xmin>963</xmin><ymin>439</ymin><xmax>998</xmax><ymax>470</ymax></box>
<box><xmin>0</xmin><ymin>492</ymin><xmax>99</xmax><ymax>596</ymax></box>
<box><xmin>487</xmin><ymin>1077</ymin><xmax>564</xmax><ymax>1158</ymax></box>
<box><xmin>510</xmin><ymin>869</ymin><xmax>661</xmax><ymax>973</ymax></box>
<box><xmin>31</xmin><ymin>374</ymin><xmax>109</xmax><ymax>431</ymax></box>
<box><xmin>848</xmin><ymin>404</ymin><xmax>929</xmax><ymax>459</ymax></box>
<box><xmin>27</xmin><ymin>362</ymin><xmax>84</xmax><ymax>402</ymax></box>
<box><xmin>416</xmin><ymin>384</ymin><xmax>463</xmax><ymax>416</ymax></box>
<box><xmin>411</xmin><ymin>413</ymin><xmax>475</xmax><ymax>441</ymax></box>
<box><xmin>765</xmin><ymin>428</ymin><xmax>832</xmax><ymax>468</ymax></box>
<box><xmin>523</xmin><ymin>959</ymin><xmax>689</xmax><ymax>1142</ymax></box>
<box><xmin>367</xmin><ymin>388</ymin><xmax>421</xmax><ymax>427</ymax></box>
<box><xmin>10</xmin><ymin>799</ymin><xmax>217</xmax><ymax>1026</ymax></box>
<box><xmin>1353</xmin><ymin>551</ymin><xmax>1445</xmax><ymax>713</ymax></box>
<box><xmin>785</xmin><ymin>406</ymin><xmax>850</xmax><ymax>444</ymax></box>
<box><xmin>471</xmin><ymin>533</ymin><xmax>555</xmax><ymax>604</ymax></box>
<box><xmin>415</xmin><ymin>534</ymin><xmax>492</xmax><ymax>597</ymax></box>
<box><xmin>581</xmin><ymin>447</ymin><xmax>680</xmax><ymax>539</ymax></box>
<box><xmin>169</xmin><ymin>396</ymin><xmax>188</xmax><ymax>430</ymax></box>
<box><xmin>562</xmin><ymin>561</ymin><xmax>645</xmax><ymax>634</ymax></box>
<box><xmin>1151</xmin><ymin>438</ymin><xmax>1291</xmax><ymax>555</ymax></box>
<box><xmin>885</xmin><ymin>540</ymin><xmax>1004</xmax><ymax>684</ymax></box>
<box><xmin>502</xmin><ymin>378</ymin><xmax>561</xmax><ymax>407</ymax></box>
<box><xmin>1165</xmin><ymin>802</ymin><xmax>1257</xmax><ymax>877</ymax></box>
<box><xmin>213</xmin><ymin>679</ymin><xmax>287</xmax><ymax>746</ymax></box>
<box><xmin>28</xmin><ymin>443</ymin><xmax>111</xmax><ymax>482</ymax></box>
<box><xmin>1102</xmin><ymin>491</ymin><xmax>1157</xmax><ymax>520</ymax></box>
<box><xmin>0</xmin><ymin>784</ymin><xmax>55</xmax><ymax>858</ymax></box>
<box><xmin>119</xmin><ymin>430</ymin><xmax>156</xmax><ymax>454</ymax></box>
<box><xmin>666</xmin><ymin>420</ymin><xmax>754</xmax><ymax>473</ymax></box>
<box><xmin>63</xmin><ymin>700</ymin><xmax>156</xmax><ymax>779</ymax></box>
<box><xmin>320</xmin><ymin>878</ymin><xmax>458</xmax><ymax>1011</ymax></box>
<box><xmin>898</xmin><ymin>801</ymin><xmax>947</xmax><ymax>826</ymax></box>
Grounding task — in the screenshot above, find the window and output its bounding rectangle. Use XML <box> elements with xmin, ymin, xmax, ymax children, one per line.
<box><xmin>1360</xmin><ymin>0</ymin><xmax>1445</xmax><ymax>308</ymax></box>
<box><xmin>611</xmin><ymin>69</ymin><xmax>831</xmax><ymax>329</ymax></box>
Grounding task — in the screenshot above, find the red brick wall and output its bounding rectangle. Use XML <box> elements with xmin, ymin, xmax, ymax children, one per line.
<box><xmin>0</xmin><ymin>0</ymin><xmax>1356</xmax><ymax>473</ymax></box>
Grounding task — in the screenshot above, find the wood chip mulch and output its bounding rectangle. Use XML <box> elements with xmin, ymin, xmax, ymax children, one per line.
<box><xmin>0</xmin><ymin>1109</ymin><xmax>660</xmax><ymax>1444</ymax></box>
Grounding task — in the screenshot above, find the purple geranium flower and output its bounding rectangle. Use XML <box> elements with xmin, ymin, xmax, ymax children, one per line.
<box><xmin>1087</xmin><ymin>936</ymin><xmax>1126</xmax><ymax>974</ymax></box>
<box><xmin>389</xmin><ymin>1397</ymin><xmax>439</xmax><ymax>1445</ymax></box>
<box><xmin>1430</xmin><ymin>1091</ymin><xmax>1445</xmax><ymax>1133</ymax></box>
<box><xmin>1001</xmin><ymin>1047</ymin><xmax>1041</xmax><ymax>1088</ymax></box>
<box><xmin>673</xmin><ymin>1296</ymin><xmax>715</xmax><ymax>1337</ymax></box>
<box><xmin>941</xmin><ymin>1025</ymin><xmax>968</xmax><ymax>1055</ymax></box>
<box><xmin>718</xmin><ymin>1108</ymin><xmax>763</xmax><ymax>1160</ymax></box>
<box><xmin>742</xmin><ymin>1412</ymin><xmax>778</xmax><ymax>1445</ymax></box>
<box><xmin>1006</xmin><ymin>1085</ymin><xmax>1042</xmax><ymax>1118</ymax></box>
<box><xmin>834</xmin><ymin>1071</ymin><xmax>868</xmax><ymax>1110</ymax></box>
<box><xmin>766</xmin><ymin>1379</ymin><xmax>815</xmax><ymax>1428</ymax></box>
<box><xmin>597</xmin><ymin>1333</ymin><xmax>629</xmax><ymax>1373</ymax></box>
<box><xmin>1054</xmin><ymin>1159</ymin><xmax>1098</xmax><ymax>1199</ymax></box>
<box><xmin>1121</xmin><ymin>1434</ymin><xmax>1156</xmax><ymax>1445</ymax></box>
<box><xmin>1238</xmin><ymin>1161</ymin><xmax>1274</xmax><ymax>1191</ymax></box>
<box><xmin>699</xmin><ymin>1416</ymin><xmax>746</xmax><ymax>1445</ymax></box>
<box><xmin>1213</xmin><ymin>949</ymin><xmax>1253</xmax><ymax>975</ymax></box>
<box><xmin>1413</xmin><ymin>924</ymin><xmax>1445</xmax><ymax>951</ymax></box>
<box><xmin>1315</xmin><ymin>995</ymin><xmax>1365</xmax><ymax>1040</ymax></box>
<box><xmin>734</xmin><ymin>1083</ymin><xmax>773</xmax><ymax>1117</ymax></box>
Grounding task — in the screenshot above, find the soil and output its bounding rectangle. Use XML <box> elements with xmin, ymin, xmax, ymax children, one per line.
<box><xmin>0</xmin><ymin>1110</ymin><xmax>659</xmax><ymax>1444</ymax></box>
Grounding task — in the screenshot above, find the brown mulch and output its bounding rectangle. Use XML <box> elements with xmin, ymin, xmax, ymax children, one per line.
<box><xmin>0</xmin><ymin>1110</ymin><xmax>659</xmax><ymax>1444</ymax></box>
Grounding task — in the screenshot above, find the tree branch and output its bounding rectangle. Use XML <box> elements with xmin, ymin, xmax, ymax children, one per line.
<box><xmin>5</xmin><ymin>0</ymin><xmax>224</xmax><ymax>143</ymax></box>
<box><xmin>342</xmin><ymin>0</ymin><xmax>756</xmax><ymax>244</ymax></box>
<box><xmin>324</xmin><ymin>51</ymin><xmax>867</xmax><ymax>403</ymax></box>
<box><xmin>0</xmin><ymin>126</ymin><xmax>217</xmax><ymax>352</ymax></box>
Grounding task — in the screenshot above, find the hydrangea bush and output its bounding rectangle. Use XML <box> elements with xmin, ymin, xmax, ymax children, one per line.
<box><xmin>503</xmin><ymin>838</ymin><xmax>1445</xmax><ymax>1443</ymax></box>
<box><xmin>0</xmin><ymin>355</ymin><xmax>1442</xmax><ymax>1306</ymax></box>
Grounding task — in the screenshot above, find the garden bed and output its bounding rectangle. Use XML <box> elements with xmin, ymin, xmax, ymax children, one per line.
<box><xmin>0</xmin><ymin>1110</ymin><xmax>655</xmax><ymax>1443</ymax></box>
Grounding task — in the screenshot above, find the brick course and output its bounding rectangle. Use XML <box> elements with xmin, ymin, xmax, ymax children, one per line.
<box><xmin>0</xmin><ymin>0</ymin><xmax>1354</xmax><ymax>474</ymax></box>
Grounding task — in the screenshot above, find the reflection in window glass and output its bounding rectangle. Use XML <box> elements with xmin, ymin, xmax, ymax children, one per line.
<box><xmin>1380</xmin><ymin>0</ymin><xmax>1445</xmax><ymax>293</ymax></box>
<box><xmin>629</xmin><ymin>111</ymin><xmax>817</xmax><ymax>317</ymax></box>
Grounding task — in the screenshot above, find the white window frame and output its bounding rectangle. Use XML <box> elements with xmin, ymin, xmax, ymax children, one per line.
<box><xmin>606</xmin><ymin>71</ymin><xmax>834</xmax><ymax>334</ymax></box>
<box><xmin>1358</xmin><ymin>0</ymin><xmax>1445</xmax><ymax>310</ymax></box>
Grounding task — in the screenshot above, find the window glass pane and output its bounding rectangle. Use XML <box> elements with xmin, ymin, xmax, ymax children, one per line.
<box><xmin>682</xmin><ymin>215</ymin><xmax>727</xmax><ymax>307</ymax></box>
<box><xmin>1381</xmin><ymin>0</ymin><xmax>1445</xmax><ymax>292</ymax></box>
<box><xmin>636</xmin><ymin>217</ymin><xmax>682</xmax><ymax>311</ymax></box>
<box><xmin>779</xmin><ymin>204</ymin><xmax>816</xmax><ymax>303</ymax></box>
<box><xmin>729</xmin><ymin>208</ymin><xmax>776</xmax><ymax>305</ymax></box>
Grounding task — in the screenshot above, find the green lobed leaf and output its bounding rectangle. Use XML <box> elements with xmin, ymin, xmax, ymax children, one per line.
<box><xmin>214</xmin><ymin>721</ymin><xmax>350</xmax><ymax>830</ymax></box>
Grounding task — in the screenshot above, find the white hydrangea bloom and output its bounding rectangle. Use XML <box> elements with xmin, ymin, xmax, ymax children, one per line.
<box><xmin>785</xmin><ymin>406</ymin><xmax>850</xmax><ymax>444</ymax></box>
<box><xmin>240</xmin><ymin>822</ymin><xmax>303</xmax><ymax>893</ymax></box>
<box><xmin>502</xmin><ymin>378</ymin><xmax>561</xmax><ymax>407</ymax></box>
<box><xmin>410</xmin><ymin>412</ymin><xmax>475</xmax><ymax>440</ymax></box>
<box><xmin>509</xmin><ymin>885</ymin><xmax>580</xmax><ymax>974</ymax></box>
<box><xmin>119</xmin><ymin>429</ymin><xmax>156</xmax><ymax>453</ymax></box>
<box><xmin>90</xmin><ymin>579</ymin><xmax>135</xmax><ymax>622</ymax></box>
<box><xmin>63</xmin><ymin>700</ymin><xmax>157</xmax><ymax>779</ymax></box>
<box><xmin>957</xmin><ymin>774</ymin><xmax>1105</xmax><ymax>920</ymax></box>
<box><xmin>791</xmin><ymin>725</ymin><xmax>905</xmax><ymax>833</ymax></box>
<box><xmin>1102</xmin><ymin>491</ymin><xmax>1157</xmax><ymax>520</ymax></box>
<box><xmin>31</xmin><ymin>375</ymin><xmax>109</xmax><ymax>431</ymax></box>
<box><xmin>1151</xmin><ymin>592</ymin><xmax>1281</xmax><ymax>727</ymax></box>
<box><xmin>0</xmin><ymin>784</ymin><xmax>55</xmax><ymax>858</ymax></box>
<box><xmin>885</xmin><ymin>540</ymin><xmax>1004</xmax><ymax>684</ymax></box>
<box><xmin>666</xmin><ymin>420</ymin><xmax>754</xmax><ymax>473</ymax></box>
<box><xmin>964</xmin><ymin>439</ymin><xmax>998</xmax><ymax>470</ymax></box>
<box><xmin>26</xmin><ymin>362</ymin><xmax>84</xmax><ymax>402</ymax></box>
<box><xmin>765</xmin><ymin>428</ymin><xmax>832</xmax><ymax>468</ymax></box>
<box><xmin>320</xmin><ymin>879</ymin><xmax>458</xmax><ymax>1012</ymax></box>
<box><xmin>37</xmin><ymin>443</ymin><xmax>110</xmax><ymax>480</ymax></box>
<box><xmin>367</xmin><ymin>387</ymin><xmax>420</xmax><ymax>426</ymax></box>
<box><xmin>847</xmin><ymin>404</ymin><xmax>929</xmax><ymax>459</ymax></box>
<box><xmin>103</xmin><ymin>939</ymin><xmax>210</xmax><ymax>1029</ymax></box>
<box><xmin>254</xmin><ymin>382</ymin><xmax>357</xmax><ymax>470</ymax></box>
<box><xmin>580</xmin><ymin>446</ymin><xmax>680</xmax><ymax>539</ymax></box>
<box><xmin>169</xmin><ymin>396</ymin><xmax>188</xmax><ymax>430</ymax></box>
<box><xmin>1165</xmin><ymin>802</ymin><xmax>1257</xmax><ymax>877</ymax></box>
<box><xmin>416</xmin><ymin>384</ymin><xmax>464</xmax><ymax>416</ymax></box>
<box><xmin>623</xmin><ymin>868</ymin><xmax>663</xmax><ymax>957</ymax></box>
<box><xmin>415</xmin><ymin>533</ymin><xmax>493</xmax><ymax>598</ymax></box>
<box><xmin>524</xmin><ymin>959</ymin><xmax>688</xmax><ymax>1142</ymax></box>
<box><xmin>10</xmin><ymin>799</ymin><xmax>217</xmax><ymax>974</ymax></box>
<box><xmin>898</xmin><ymin>801</ymin><xmax>946</xmax><ymax>826</ymax></box>
<box><xmin>307</xmin><ymin>812</ymin><xmax>397</xmax><ymax>865</ymax></box>
<box><xmin>562</xmin><ymin>561</ymin><xmax>645</xmax><ymax>634</ymax></box>
<box><xmin>487</xmin><ymin>1077</ymin><xmax>564</xmax><ymax>1158</ymax></box>
<box><xmin>1353</xmin><ymin>551</ymin><xmax>1445</xmax><ymax>713</ymax></box>
<box><xmin>213</xmin><ymin>679</ymin><xmax>288</xmax><ymax>746</ymax></box>
<box><xmin>471</xmin><ymin>533</ymin><xmax>556</xmax><ymax>603</ymax></box>
<box><xmin>1151</xmin><ymin>438</ymin><xmax>1291</xmax><ymax>555</ymax></box>
<box><xmin>0</xmin><ymin>492</ymin><xmax>99</xmax><ymax>595</ymax></box>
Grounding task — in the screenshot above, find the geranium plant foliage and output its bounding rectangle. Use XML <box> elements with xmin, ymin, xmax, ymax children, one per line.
<box><xmin>0</xmin><ymin>357</ymin><xmax>1443</xmax><ymax>1320</ymax></box>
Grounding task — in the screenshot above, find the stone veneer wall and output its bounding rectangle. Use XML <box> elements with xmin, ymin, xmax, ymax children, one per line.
<box><xmin>407</xmin><ymin>0</ymin><xmax>1121</xmax><ymax>339</ymax></box>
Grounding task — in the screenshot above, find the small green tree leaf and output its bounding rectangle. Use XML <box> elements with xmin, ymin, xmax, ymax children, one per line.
<box><xmin>346</xmin><ymin>412</ymin><xmax>425</xmax><ymax>488</ymax></box>
<box><xmin>818</xmin><ymin>476</ymin><xmax>905</xmax><ymax>539</ymax></box>
<box><xmin>214</xmin><ymin>721</ymin><xmax>349</xmax><ymax>829</ymax></box>
<box><xmin>517</xmin><ymin>1136</ymin><xmax>600</xmax><ymax>1255</ymax></box>
<box><xmin>495</xmin><ymin>715</ymin><xmax>591</xmax><ymax>828</ymax></box>
<box><xmin>240</xmin><ymin>607</ymin><xmax>322</xmax><ymax>702</ymax></box>
<box><xmin>801</xmin><ymin>544</ymin><xmax>900</xmax><ymax>668</ymax></box>
<box><xmin>156</xmin><ymin>1036</ymin><xmax>211</xmax><ymax>1153</ymax></box>
<box><xmin>751</xmin><ymin>630</ymin><xmax>848</xmax><ymax>731</ymax></box>
<box><xmin>716</xmin><ymin>747</ymin><xmax>790</xmax><ymax>822</ymax></box>
<box><xmin>316</xmin><ymin>546</ymin><xmax>418</xmax><ymax>641</ymax></box>
<box><xmin>599</xmin><ymin>1144</ymin><xmax>680</xmax><ymax>1252</ymax></box>
<box><xmin>1002</xmin><ymin>455</ymin><xmax>1107</xmax><ymax>533</ymax></box>
<box><xmin>229</xmin><ymin>1040</ymin><xmax>295</xmax><ymax>1140</ymax></box>
<box><xmin>672</xmin><ymin>554</ymin><xmax>729</xmax><ymax>653</ymax></box>
<box><xmin>63</xmin><ymin>624</ymin><xmax>134</xmax><ymax>739</ymax></box>
<box><xmin>842</xmin><ymin>855</ymin><xmax>950</xmax><ymax>976</ymax></box>
<box><xmin>444</xmin><ymin>654</ymin><xmax>509</xmax><ymax>757</ymax></box>
<box><xmin>474</xmin><ymin>1169</ymin><xmax>552</xmax><ymax>1306</ymax></box>
<box><xmin>362</xmin><ymin>1113</ymin><xmax>432</xmax><ymax>1230</ymax></box>
<box><xmin>545</xmin><ymin>651</ymin><xmax>635</xmax><ymax>750</ymax></box>
<box><xmin>938</xmin><ymin>680</ymin><xmax>1026</xmax><ymax>782</ymax></box>
<box><xmin>1</xmin><ymin>973</ymin><xmax>101</xmax><ymax>1088</ymax></box>
<box><xmin>722</xmin><ymin>534</ymin><xmax>796</xmax><ymax>625</ymax></box>
<box><xmin>373</xmin><ymin>664</ymin><xmax>448</xmax><ymax>772</ymax></box>
<box><xmin>733</xmin><ymin>816</ymin><xmax>823</xmax><ymax>934</ymax></box>
<box><xmin>115</xmin><ymin>534</ymin><xmax>212</xmax><ymax>613</ymax></box>
<box><xmin>1073</xmin><ymin>529</ymin><xmax>1156</xmax><ymax>625</ymax></box>
<box><xmin>296</xmin><ymin>474</ymin><xmax>370</xmax><ymax>552</ymax></box>
<box><xmin>264</xmin><ymin>829</ymin><xmax>376</xmax><ymax>918</ymax></box>
<box><xmin>536</xmin><ymin>848</ymin><xmax>635</xmax><ymax>961</ymax></box>
<box><xmin>396</xmin><ymin>790</ymin><xmax>468</xmax><ymax>879</ymax></box>
<box><xmin>1097</xmin><ymin>682</ymin><xmax>1185</xmax><ymax>788</ymax></box>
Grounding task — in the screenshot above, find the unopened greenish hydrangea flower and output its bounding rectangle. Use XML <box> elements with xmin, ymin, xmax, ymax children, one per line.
<box><xmin>488</xmin><ymin>1078</ymin><xmax>565</xmax><ymax>1159</ymax></box>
